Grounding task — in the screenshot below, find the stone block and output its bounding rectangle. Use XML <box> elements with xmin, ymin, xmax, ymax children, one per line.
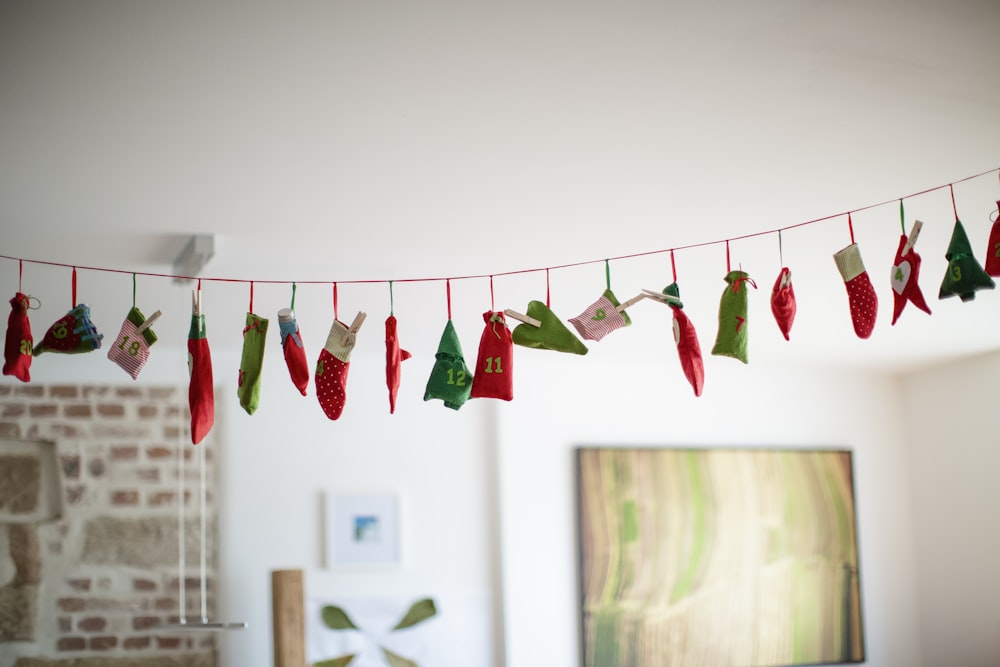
<box><xmin>81</xmin><ymin>517</ymin><xmax>200</xmax><ymax>568</ymax></box>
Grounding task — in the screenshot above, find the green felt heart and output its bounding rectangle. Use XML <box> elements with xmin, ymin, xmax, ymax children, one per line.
<box><xmin>511</xmin><ymin>300</ymin><xmax>588</xmax><ymax>355</ymax></box>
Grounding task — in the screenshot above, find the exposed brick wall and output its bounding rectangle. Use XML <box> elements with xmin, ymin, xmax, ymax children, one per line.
<box><xmin>0</xmin><ymin>385</ymin><xmax>218</xmax><ymax>667</ymax></box>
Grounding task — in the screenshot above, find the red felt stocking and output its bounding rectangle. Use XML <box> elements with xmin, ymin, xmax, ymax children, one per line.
<box><xmin>188</xmin><ymin>310</ymin><xmax>214</xmax><ymax>445</ymax></box>
<box><xmin>278</xmin><ymin>308</ymin><xmax>309</xmax><ymax>396</ymax></box>
<box><xmin>385</xmin><ymin>315</ymin><xmax>411</xmax><ymax>414</ymax></box>
<box><xmin>672</xmin><ymin>305</ymin><xmax>704</xmax><ymax>397</ymax></box>
<box><xmin>985</xmin><ymin>202</ymin><xmax>1000</xmax><ymax>276</ymax></box>
<box><xmin>3</xmin><ymin>293</ymin><xmax>33</xmax><ymax>383</ymax></box>
<box><xmin>470</xmin><ymin>311</ymin><xmax>514</xmax><ymax>401</ymax></box>
<box><xmin>834</xmin><ymin>244</ymin><xmax>878</xmax><ymax>339</ymax></box>
<box><xmin>889</xmin><ymin>234</ymin><xmax>931</xmax><ymax>325</ymax></box>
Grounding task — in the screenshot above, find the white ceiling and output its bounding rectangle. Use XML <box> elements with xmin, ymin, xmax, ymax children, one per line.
<box><xmin>2</xmin><ymin>0</ymin><xmax>999</xmax><ymax>373</ymax></box>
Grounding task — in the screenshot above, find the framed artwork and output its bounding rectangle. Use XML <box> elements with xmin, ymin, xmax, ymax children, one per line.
<box><xmin>325</xmin><ymin>493</ymin><xmax>400</xmax><ymax>567</ymax></box>
<box><xmin>576</xmin><ymin>447</ymin><xmax>865</xmax><ymax>667</ymax></box>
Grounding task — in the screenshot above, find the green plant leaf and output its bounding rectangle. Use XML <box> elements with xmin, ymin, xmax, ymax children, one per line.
<box><xmin>392</xmin><ymin>598</ymin><xmax>437</xmax><ymax>631</ymax></box>
<box><xmin>321</xmin><ymin>605</ymin><xmax>359</xmax><ymax>630</ymax></box>
<box><xmin>383</xmin><ymin>647</ymin><xmax>419</xmax><ymax>667</ymax></box>
<box><xmin>313</xmin><ymin>656</ymin><xmax>356</xmax><ymax>667</ymax></box>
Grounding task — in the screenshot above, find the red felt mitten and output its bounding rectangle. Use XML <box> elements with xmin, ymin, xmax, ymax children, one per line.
<box><xmin>188</xmin><ymin>309</ymin><xmax>214</xmax><ymax>445</ymax></box>
<box><xmin>471</xmin><ymin>311</ymin><xmax>514</xmax><ymax>401</ymax></box>
<box><xmin>278</xmin><ymin>308</ymin><xmax>309</xmax><ymax>396</ymax></box>
<box><xmin>985</xmin><ymin>202</ymin><xmax>1000</xmax><ymax>277</ymax></box>
<box><xmin>889</xmin><ymin>234</ymin><xmax>931</xmax><ymax>325</ymax></box>
<box><xmin>770</xmin><ymin>268</ymin><xmax>796</xmax><ymax>341</ymax></box>
<box><xmin>834</xmin><ymin>244</ymin><xmax>878</xmax><ymax>339</ymax></box>
<box><xmin>3</xmin><ymin>293</ymin><xmax>33</xmax><ymax>383</ymax></box>
<box><xmin>385</xmin><ymin>315</ymin><xmax>411</xmax><ymax>414</ymax></box>
<box><xmin>315</xmin><ymin>312</ymin><xmax>365</xmax><ymax>420</ymax></box>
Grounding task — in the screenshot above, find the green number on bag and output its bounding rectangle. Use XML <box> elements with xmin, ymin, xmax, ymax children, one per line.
<box><xmin>592</xmin><ymin>308</ymin><xmax>606</xmax><ymax>321</ymax></box>
<box><xmin>52</xmin><ymin>323</ymin><xmax>68</xmax><ymax>339</ymax></box>
<box><xmin>446</xmin><ymin>368</ymin><xmax>466</xmax><ymax>386</ymax></box>
<box><xmin>484</xmin><ymin>357</ymin><xmax>503</xmax><ymax>374</ymax></box>
<box><xmin>117</xmin><ymin>335</ymin><xmax>141</xmax><ymax>356</ymax></box>
<box><xmin>316</xmin><ymin>360</ymin><xmax>325</xmax><ymax>376</ymax></box>
<box><xmin>994</xmin><ymin>242</ymin><xmax>1000</xmax><ymax>258</ymax></box>
<box><xmin>951</xmin><ymin>264</ymin><xmax>962</xmax><ymax>282</ymax></box>
<box><xmin>19</xmin><ymin>339</ymin><xmax>32</xmax><ymax>356</ymax></box>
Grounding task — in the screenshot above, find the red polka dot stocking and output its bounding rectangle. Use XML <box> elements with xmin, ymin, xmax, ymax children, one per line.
<box><xmin>315</xmin><ymin>312</ymin><xmax>365</xmax><ymax>420</ymax></box>
<box><xmin>834</xmin><ymin>243</ymin><xmax>878</xmax><ymax>339</ymax></box>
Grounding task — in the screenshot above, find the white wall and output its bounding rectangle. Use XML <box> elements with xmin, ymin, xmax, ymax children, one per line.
<box><xmin>901</xmin><ymin>350</ymin><xmax>1000</xmax><ymax>667</ymax></box>
<box><xmin>495</xmin><ymin>347</ymin><xmax>925</xmax><ymax>667</ymax></box>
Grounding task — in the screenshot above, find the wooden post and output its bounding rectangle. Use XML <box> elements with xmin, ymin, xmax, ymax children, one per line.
<box><xmin>272</xmin><ymin>569</ymin><xmax>306</xmax><ymax>667</ymax></box>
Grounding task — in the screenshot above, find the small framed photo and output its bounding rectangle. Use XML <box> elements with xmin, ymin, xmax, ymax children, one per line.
<box><xmin>324</xmin><ymin>493</ymin><xmax>400</xmax><ymax>567</ymax></box>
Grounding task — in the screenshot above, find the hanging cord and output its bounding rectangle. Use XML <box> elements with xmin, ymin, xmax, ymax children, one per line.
<box><xmin>489</xmin><ymin>275</ymin><xmax>495</xmax><ymax>312</ymax></box>
<box><xmin>950</xmin><ymin>183</ymin><xmax>959</xmax><ymax>221</ymax></box>
<box><xmin>199</xmin><ymin>439</ymin><xmax>207</xmax><ymax>622</ymax></box>
<box><xmin>778</xmin><ymin>230</ymin><xmax>784</xmax><ymax>267</ymax></box>
<box><xmin>545</xmin><ymin>268</ymin><xmax>551</xmax><ymax>308</ymax></box>
<box><xmin>847</xmin><ymin>213</ymin><xmax>856</xmax><ymax>245</ymax></box>
<box><xmin>604</xmin><ymin>259</ymin><xmax>611</xmax><ymax>290</ymax></box>
<box><xmin>290</xmin><ymin>282</ymin><xmax>297</xmax><ymax>311</ymax></box>
<box><xmin>899</xmin><ymin>199</ymin><xmax>906</xmax><ymax>234</ymax></box>
<box><xmin>333</xmin><ymin>282</ymin><xmax>339</xmax><ymax>321</ymax></box>
<box><xmin>249</xmin><ymin>281</ymin><xmax>254</xmax><ymax>313</ymax></box>
<box><xmin>725</xmin><ymin>241</ymin><xmax>731</xmax><ymax>273</ymax></box>
<box><xmin>71</xmin><ymin>266</ymin><xmax>77</xmax><ymax>307</ymax></box>
<box><xmin>132</xmin><ymin>273</ymin><xmax>137</xmax><ymax>308</ymax></box>
<box><xmin>446</xmin><ymin>279</ymin><xmax>452</xmax><ymax>320</ymax></box>
<box><xmin>176</xmin><ymin>390</ymin><xmax>186</xmax><ymax>623</ymax></box>
<box><xmin>19</xmin><ymin>259</ymin><xmax>23</xmax><ymax>293</ymax></box>
<box><xmin>388</xmin><ymin>281</ymin><xmax>394</xmax><ymax>316</ymax></box>
<box><xmin>670</xmin><ymin>249</ymin><xmax>677</xmax><ymax>283</ymax></box>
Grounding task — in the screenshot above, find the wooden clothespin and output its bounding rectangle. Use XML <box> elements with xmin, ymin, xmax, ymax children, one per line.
<box><xmin>503</xmin><ymin>308</ymin><xmax>541</xmax><ymax>328</ymax></box>
<box><xmin>344</xmin><ymin>311</ymin><xmax>367</xmax><ymax>347</ymax></box>
<box><xmin>136</xmin><ymin>310</ymin><xmax>162</xmax><ymax>334</ymax></box>
<box><xmin>191</xmin><ymin>291</ymin><xmax>202</xmax><ymax>316</ymax></box>
<box><xmin>902</xmin><ymin>220</ymin><xmax>923</xmax><ymax>257</ymax></box>
<box><xmin>615</xmin><ymin>293</ymin><xmax>647</xmax><ymax>313</ymax></box>
<box><xmin>641</xmin><ymin>289</ymin><xmax>682</xmax><ymax>305</ymax></box>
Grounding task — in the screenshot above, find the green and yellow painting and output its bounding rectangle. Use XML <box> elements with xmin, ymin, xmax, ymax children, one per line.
<box><xmin>577</xmin><ymin>448</ymin><xmax>864</xmax><ymax>667</ymax></box>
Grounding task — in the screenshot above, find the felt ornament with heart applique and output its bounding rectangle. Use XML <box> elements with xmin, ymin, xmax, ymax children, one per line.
<box><xmin>568</xmin><ymin>289</ymin><xmax>632</xmax><ymax>342</ymax></box>
<box><xmin>511</xmin><ymin>300</ymin><xmax>588</xmax><ymax>355</ymax></box>
<box><xmin>889</xmin><ymin>224</ymin><xmax>931</xmax><ymax>325</ymax></box>
<box><xmin>662</xmin><ymin>283</ymin><xmax>704</xmax><ymax>397</ymax></box>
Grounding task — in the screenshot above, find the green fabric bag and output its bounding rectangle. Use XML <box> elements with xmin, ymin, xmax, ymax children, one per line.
<box><xmin>237</xmin><ymin>312</ymin><xmax>268</xmax><ymax>415</ymax></box>
<box><xmin>424</xmin><ymin>319</ymin><xmax>472</xmax><ymax>410</ymax></box>
<box><xmin>711</xmin><ymin>271</ymin><xmax>751</xmax><ymax>364</ymax></box>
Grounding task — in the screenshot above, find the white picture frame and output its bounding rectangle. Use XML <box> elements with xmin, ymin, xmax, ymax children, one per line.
<box><xmin>324</xmin><ymin>493</ymin><xmax>400</xmax><ymax>568</ymax></box>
